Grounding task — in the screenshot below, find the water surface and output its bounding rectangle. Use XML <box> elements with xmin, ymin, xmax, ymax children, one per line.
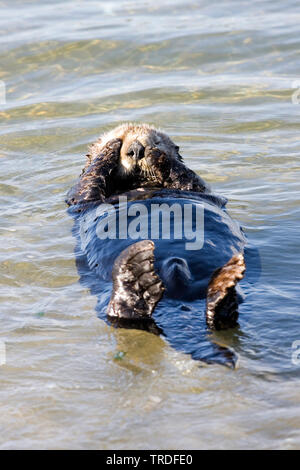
<box><xmin>0</xmin><ymin>0</ymin><xmax>300</xmax><ymax>449</ymax></box>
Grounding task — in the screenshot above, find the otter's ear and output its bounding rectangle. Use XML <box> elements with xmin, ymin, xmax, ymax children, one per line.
<box><xmin>81</xmin><ymin>151</ymin><xmax>94</xmax><ymax>174</ymax></box>
<box><xmin>175</xmin><ymin>145</ymin><xmax>183</xmax><ymax>162</ymax></box>
<box><xmin>86</xmin><ymin>138</ymin><xmax>103</xmax><ymax>167</ymax></box>
<box><xmin>85</xmin><ymin>152</ymin><xmax>93</xmax><ymax>166</ymax></box>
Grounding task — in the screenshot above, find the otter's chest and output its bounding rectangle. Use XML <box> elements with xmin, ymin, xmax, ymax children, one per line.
<box><xmin>75</xmin><ymin>194</ymin><xmax>246</xmax><ymax>286</ymax></box>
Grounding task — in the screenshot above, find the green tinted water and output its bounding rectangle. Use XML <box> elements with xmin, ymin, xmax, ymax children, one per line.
<box><xmin>0</xmin><ymin>0</ymin><xmax>299</xmax><ymax>449</ymax></box>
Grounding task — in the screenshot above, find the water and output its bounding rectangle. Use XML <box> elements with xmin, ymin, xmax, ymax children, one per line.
<box><xmin>0</xmin><ymin>0</ymin><xmax>299</xmax><ymax>450</ymax></box>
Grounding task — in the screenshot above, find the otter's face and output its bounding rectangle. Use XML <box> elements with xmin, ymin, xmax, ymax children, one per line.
<box><xmin>87</xmin><ymin>124</ymin><xmax>183</xmax><ymax>189</ymax></box>
<box><xmin>117</xmin><ymin>128</ymin><xmax>180</xmax><ymax>177</ymax></box>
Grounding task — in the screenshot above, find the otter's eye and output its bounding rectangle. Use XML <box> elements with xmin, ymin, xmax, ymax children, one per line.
<box><xmin>127</xmin><ymin>150</ymin><xmax>135</xmax><ymax>157</ymax></box>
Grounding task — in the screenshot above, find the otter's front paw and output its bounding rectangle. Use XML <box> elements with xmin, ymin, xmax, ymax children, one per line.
<box><xmin>96</xmin><ymin>138</ymin><xmax>122</xmax><ymax>160</ymax></box>
<box><xmin>66</xmin><ymin>138</ymin><xmax>122</xmax><ymax>206</ymax></box>
<box><xmin>143</xmin><ymin>147</ymin><xmax>173</xmax><ymax>184</ymax></box>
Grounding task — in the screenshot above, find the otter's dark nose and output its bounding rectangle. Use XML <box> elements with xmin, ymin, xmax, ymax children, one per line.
<box><xmin>127</xmin><ymin>140</ymin><xmax>145</xmax><ymax>160</ymax></box>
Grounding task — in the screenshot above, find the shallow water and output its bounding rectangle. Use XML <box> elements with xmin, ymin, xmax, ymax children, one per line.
<box><xmin>0</xmin><ymin>0</ymin><xmax>300</xmax><ymax>450</ymax></box>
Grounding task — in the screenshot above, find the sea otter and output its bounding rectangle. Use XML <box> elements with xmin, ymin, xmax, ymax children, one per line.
<box><xmin>66</xmin><ymin>124</ymin><xmax>252</xmax><ymax>367</ymax></box>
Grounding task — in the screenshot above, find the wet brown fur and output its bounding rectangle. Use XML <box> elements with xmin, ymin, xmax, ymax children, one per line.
<box><xmin>66</xmin><ymin>123</ymin><xmax>208</xmax><ymax>206</ymax></box>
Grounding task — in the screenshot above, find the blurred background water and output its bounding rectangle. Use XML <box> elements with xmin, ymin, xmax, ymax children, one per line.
<box><xmin>0</xmin><ymin>0</ymin><xmax>300</xmax><ymax>450</ymax></box>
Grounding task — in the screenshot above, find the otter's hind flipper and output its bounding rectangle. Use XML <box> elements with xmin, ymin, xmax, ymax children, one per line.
<box><xmin>107</xmin><ymin>240</ymin><xmax>164</xmax><ymax>321</ymax></box>
<box><xmin>206</xmin><ymin>253</ymin><xmax>245</xmax><ymax>330</ymax></box>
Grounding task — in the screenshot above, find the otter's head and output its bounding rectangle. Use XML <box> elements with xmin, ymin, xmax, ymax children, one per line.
<box><xmin>88</xmin><ymin>123</ymin><xmax>182</xmax><ymax>181</ymax></box>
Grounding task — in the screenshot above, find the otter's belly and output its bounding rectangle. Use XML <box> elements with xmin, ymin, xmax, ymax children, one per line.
<box><xmin>76</xmin><ymin>194</ymin><xmax>246</xmax><ymax>295</ymax></box>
